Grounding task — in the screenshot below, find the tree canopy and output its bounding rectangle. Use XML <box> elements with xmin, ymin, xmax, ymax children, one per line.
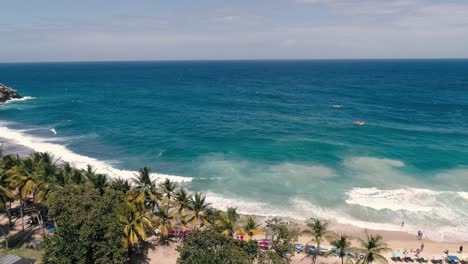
<box><xmin>42</xmin><ymin>185</ymin><xmax>127</xmax><ymax>264</ymax></box>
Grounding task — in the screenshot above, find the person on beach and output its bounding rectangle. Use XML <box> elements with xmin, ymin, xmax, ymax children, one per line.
<box><xmin>421</xmin><ymin>243</ymin><xmax>424</xmax><ymax>252</ymax></box>
<box><xmin>402</xmin><ymin>221</ymin><xmax>405</xmax><ymax>228</ymax></box>
<box><xmin>460</xmin><ymin>245</ymin><xmax>463</xmax><ymax>254</ymax></box>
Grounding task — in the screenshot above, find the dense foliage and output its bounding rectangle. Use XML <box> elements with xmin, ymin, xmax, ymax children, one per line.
<box><xmin>42</xmin><ymin>186</ymin><xmax>127</xmax><ymax>264</ymax></box>
<box><xmin>263</xmin><ymin>217</ymin><xmax>300</xmax><ymax>263</ymax></box>
<box><xmin>177</xmin><ymin>229</ymin><xmax>259</xmax><ymax>264</ymax></box>
<box><xmin>0</xmin><ymin>150</ymin><xmax>390</xmax><ymax>263</ymax></box>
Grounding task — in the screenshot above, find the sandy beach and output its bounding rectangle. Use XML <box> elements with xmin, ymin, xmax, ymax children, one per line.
<box><xmin>146</xmin><ymin>220</ymin><xmax>468</xmax><ymax>264</ymax></box>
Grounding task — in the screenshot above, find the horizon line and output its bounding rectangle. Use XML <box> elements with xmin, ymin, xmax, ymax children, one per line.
<box><xmin>1</xmin><ymin>57</ymin><xmax>468</xmax><ymax>64</ymax></box>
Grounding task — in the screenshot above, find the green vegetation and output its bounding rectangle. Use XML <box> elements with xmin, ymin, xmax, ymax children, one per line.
<box><xmin>42</xmin><ymin>186</ymin><xmax>127</xmax><ymax>263</ymax></box>
<box><xmin>0</xmin><ymin>150</ymin><xmax>390</xmax><ymax>263</ymax></box>
<box><xmin>302</xmin><ymin>218</ymin><xmax>334</xmax><ymax>264</ymax></box>
<box><xmin>177</xmin><ymin>229</ymin><xmax>258</xmax><ymax>264</ymax></box>
<box><xmin>356</xmin><ymin>232</ymin><xmax>391</xmax><ymax>264</ymax></box>
<box><xmin>327</xmin><ymin>234</ymin><xmax>356</xmax><ymax>264</ymax></box>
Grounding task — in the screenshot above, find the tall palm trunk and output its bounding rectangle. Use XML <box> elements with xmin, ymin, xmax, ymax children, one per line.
<box><xmin>2</xmin><ymin>196</ymin><xmax>12</xmax><ymax>227</ymax></box>
<box><xmin>19</xmin><ymin>195</ymin><xmax>24</xmax><ymax>231</ymax></box>
<box><xmin>314</xmin><ymin>241</ymin><xmax>320</xmax><ymax>264</ymax></box>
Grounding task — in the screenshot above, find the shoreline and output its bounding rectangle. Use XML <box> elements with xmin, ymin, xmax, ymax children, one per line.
<box><xmin>1</xmin><ymin>134</ymin><xmax>467</xmax><ymax>245</ymax></box>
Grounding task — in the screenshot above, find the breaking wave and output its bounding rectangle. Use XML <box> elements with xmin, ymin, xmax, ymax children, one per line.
<box><xmin>0</xmin><ymin>123</ymin><xmax>192</xmax><ymax>183</ymax></box>
<box><xmin>3</xmin><ymin>96</ymin><xmax>35</xmax><ymax>103</ymax></box>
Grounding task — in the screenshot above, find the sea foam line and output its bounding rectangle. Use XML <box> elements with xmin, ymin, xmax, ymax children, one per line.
<box><xmin>2</xmin><ymin>96</ymin><xmax>36</xmax><ymax>104</ymax></box>
<box><xmin>0</xmin><ymin>123</ymin><xmax>192</xmax><ymax>183</ymax></box>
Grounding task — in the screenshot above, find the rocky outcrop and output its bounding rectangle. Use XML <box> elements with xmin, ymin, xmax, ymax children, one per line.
<box><xmin>0</xmin><ymin>83</ymin><xmax>22</xmax><ymax>103</ymax></box>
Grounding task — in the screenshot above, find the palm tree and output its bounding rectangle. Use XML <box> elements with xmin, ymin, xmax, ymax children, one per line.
<box><xmin>302</xmin><ymin>218</ymin><xmax>334</xmax><ymax>264</ymax></box>
<box><xmin>120</xmin><ymin>203</ymin><xmax>153</xmax><ymax>250</ymax></box>
<box><xmin>239</xmin><ymin>216</ymin><xmax>263</xmax><ymax>240</ymax></box>
<box><xmin>110</xmin><ymin>178</ymin><xmax>132</xmax><ymax>194</ymax></box>
<box><xmin>356</xmin><ymin>232</ymin><xmax>391</xmax><ymax>264</ymax></box>
<box><xmin>87</xmin><ymin>173</ymin><xmax>109</xmax><ymax>196</ymax></box>
<box><xmin>160</xmin><ymin>179</ymin><xmax>176</xmax><ymax>206</ymax></box>
<box><xmin>328</xmin><ymin>235</ymin><xmax>356</xmax><ymax>264</ymax></box>
<box><xmin>187</xmin><ymin>192</ymin><xmax>211</xmax><ymax>229</ymax></box>
<box><xmin>132</xmin><ymin>167</ymin><xmax>159</xmax><ymax>210</ymax></box>
<box><xmin>174</xmin><ymin>188</ymin><xmax>191</xmax><ymax>216</ymax></box>
<box><xmin>215</xmin><ymin>207</ymin><xmax>240</xmax><ymax>238</ymax></box>
<box><xmin>0</xmin><ymin>169</ymin><xmax>15</xmax><ymax>226</ymax></box>
<box><xmin>8</xmin><ymin>156</ymin><xmax>42</xmax><ymax>230</ymax></box>
<box><xmin>175</xmin><ymin>214</ymin><xmax>190</xmax><ymax>239</ymax></box>
<box><xmin>152</xmin><ymin>205</ymin><xmax>175</xmax><ymax>244</ymax></box>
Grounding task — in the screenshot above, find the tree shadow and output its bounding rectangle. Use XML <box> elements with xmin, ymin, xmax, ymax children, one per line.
<box><xmin>1</xmin><ymin>225</ymin><xmax>38</xmax><ymax>248</ymax></box>
<box><xmin>128</xmin><ymin>241</ymin><xmax>156</xmax><ymax>264</ymax></box>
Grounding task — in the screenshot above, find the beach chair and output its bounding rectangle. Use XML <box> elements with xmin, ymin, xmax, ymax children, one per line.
<box><xmin>392</xmin><ymin>252</ymin><xmax>403</xmax><ymax>262</ymax></box>
<box><xmin>317</xmin><ymin>247</ymin><xmax>329</xmax><ymax>255</ymax></box>
<box><xmin>431</xmin><ymin>256</ymin><xmax>444</xmax><ymax>264</ymax></box>
<box><xmin>447</xmin><ymin>255</ymin><xmax>461</xmax><ymax>264</ymax></box>
<box><xmin>294</xmin><ymin>243</ymin><xmax>304</xmax><ymax>253</ymax></box>
<box><xmin>404</xmin><ymin>253</ymin><xmax>415</xmax><ymax>262</ymax></box>
<box><xmin>305</xmin><ymin>245</ymin><xmax>316</xmax><ymax>255</ymax></box>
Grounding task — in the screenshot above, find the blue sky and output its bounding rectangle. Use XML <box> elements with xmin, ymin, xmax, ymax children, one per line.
<box><xmin>1</xmin><ymin>0</ymin><xmax>468</xmax><ymax>61</ymax></box>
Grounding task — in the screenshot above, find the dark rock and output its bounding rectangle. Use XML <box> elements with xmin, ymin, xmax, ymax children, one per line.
<box><xmin>0</xmin><ymin>83</ymin><xmax>22</xmax><ymax>103</ymax></box>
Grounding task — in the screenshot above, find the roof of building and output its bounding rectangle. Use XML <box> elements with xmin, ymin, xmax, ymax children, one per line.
<box><xmin>0</xmin><ymin>254</ymin><xmax>36</xmax><ymax>264</ymax></box>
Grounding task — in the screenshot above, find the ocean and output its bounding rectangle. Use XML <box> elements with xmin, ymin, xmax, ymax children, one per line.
<box><xmin>1</xmin><ymin>60</ymin><xmax>467</xmax><ymax>241</ymax></box>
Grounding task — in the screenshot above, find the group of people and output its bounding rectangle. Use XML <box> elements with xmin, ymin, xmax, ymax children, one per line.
<box><xmin>442</xmin><ymin>245</ymin><xmax>463</xmax><ymax>256</ymax></box>
<box><xmin>402</xmin><ymin>222</ymin><xmax>464</xmax><ymax>256</ymax></box>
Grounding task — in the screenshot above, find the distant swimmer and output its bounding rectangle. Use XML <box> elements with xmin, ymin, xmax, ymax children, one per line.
<box><xmin>50</xmin><ymin>128</ymin><xmax>57</xmax><ymax>135</ymax></box>
<box><xmin>354</xmin><ymin>121</ymin><xmax>366</xmax><ymax>126</ymax></box>
<box><xmin>332</xmin><ymin>105</ymin><xmax>343</xmax><ymax>108</ymax></box>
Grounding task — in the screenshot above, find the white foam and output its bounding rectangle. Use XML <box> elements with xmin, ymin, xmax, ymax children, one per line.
<box><xmin>345</xmin><ymin>187</ymin><xmax>437</xmax><ymax>213</ymax></box>
<box><xmin>0</xmin><ymin>123</ymin><xmax>192</xmax><ymax>183</ymax></box>
<box><xmin>2</xmin><ymin>96</ymin><xmax>35</xmax><ymax>104</ymax></box>
<box><xmin>345</xmin><ymin>187</ymin><xmax>468</xmax><ymax>241</ymax></box>
<box><xmin>205</xmin><ymin>192</ymin><xmax>404</xmax><ymax>232</ymax></box>
<box><xmin>458</xmin><ymin>192</ymin><xmax>468</xmax><ymax>200</ymax></box>
<box><xmin>204</xmin><ymin>189</ymin><xmax>468</xmax><ymax>242</ymax></box>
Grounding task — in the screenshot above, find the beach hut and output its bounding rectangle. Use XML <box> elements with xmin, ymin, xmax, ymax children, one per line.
<box><xmin>0</xmin><ymin>254</ymin><xmax>35</xmax><ymax>264</ymax></box>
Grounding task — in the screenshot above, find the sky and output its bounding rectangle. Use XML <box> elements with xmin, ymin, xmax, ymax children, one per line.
<box><xmin>1</xmin><ymin>0</ymin><xmax>468</xmax><ymax>62</ymax></box>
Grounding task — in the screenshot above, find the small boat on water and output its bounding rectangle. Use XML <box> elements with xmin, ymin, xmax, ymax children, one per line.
<box><xmin>354</xmin><ymin>121</ymin><xmax>365</xmax><ymax>126</ymax></box>
<box><xmin>50</xmin><ymin>128</ymin><xmax>57</xmax><ymax>135</ymax></box>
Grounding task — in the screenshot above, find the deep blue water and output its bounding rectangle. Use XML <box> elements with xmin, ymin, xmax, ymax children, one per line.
<box><xmin>1</xmin><ymin>60</ymin><xmax>467</xmax><ymax>241</ymax></box>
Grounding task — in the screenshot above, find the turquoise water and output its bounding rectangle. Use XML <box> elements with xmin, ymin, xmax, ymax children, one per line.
<box><xmin>1</xmin><ymin>60</ymin><xmax>467</xmax><ymax>241</ymax></box>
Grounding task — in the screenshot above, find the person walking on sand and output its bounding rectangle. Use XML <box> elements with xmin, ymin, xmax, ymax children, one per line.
<box><xmin>402</xmin><ymin>221</ymin><xmax>405</xmax><ymax>228</ymax></box>
<box><xmin>459</xmin><ymin>245</ymin><xmax>463</xmax><ymax>254</ymax></box>
<box><xmin>421</xmin><ymin>243</ymin><xmax>424</xmax><ymax>252</ymax></box>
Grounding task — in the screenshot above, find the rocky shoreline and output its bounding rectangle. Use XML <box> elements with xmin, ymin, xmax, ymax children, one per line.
<box><xmin>0</xmin><ymin>83</ymin><xmax>22</xmax><ymax>103</ymax></box>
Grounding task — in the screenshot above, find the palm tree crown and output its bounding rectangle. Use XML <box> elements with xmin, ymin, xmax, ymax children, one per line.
<box><xmin>328</xmin><ymin>234</ymin><xmax>356</xmax><ymax>264</ymax></box>
<box><xmin>239</xmin><ymin>216</ymin><xmax>263</xmax><ymax>240</ymax></box>
<box><xmin>356</xmin><ymin>232</ymin><xmax>391</xmax><ymax>264</ymax></box>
